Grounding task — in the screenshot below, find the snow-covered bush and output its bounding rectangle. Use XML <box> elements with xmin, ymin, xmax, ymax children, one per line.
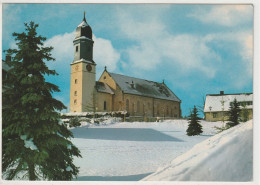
<box><xmin>69</xmin><ymin>117</ymin><xmax>81</xmax><ymax>128</ymax></box>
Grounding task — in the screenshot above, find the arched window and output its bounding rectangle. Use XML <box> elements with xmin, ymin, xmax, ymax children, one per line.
<box><xmin>166</xmin><ymin>106</ymin><xmax>169</xmax><ymax>116</ymax></box>
<box><xmin>104</xmin><ymin>101</ymin><xmax>107</xmax><ymax>110</ymax></box>
<box><xmin>137</xmin><ymin>101</ymin><xmax>140</xmax><ymax>113</ymax></box>
<box><xmin>126</xmin><ymin>99</ymin><xmax>129</xmax><ymax>112</ymax></box>
<box><xmin>132</xmin><ymin>103</ymin><xmax>135</xmax><ymax>113</ymax></box>
<box><xmin>74</xmin><ymin>91</ymin><xmax>77</xmax><ymax>96</ymax></box>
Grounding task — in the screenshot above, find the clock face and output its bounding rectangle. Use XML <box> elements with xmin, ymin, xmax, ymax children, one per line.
<box><xmin>86</xmin><ymin>64</ymin><xmax>92</xmax><ymax>72</ymax></box>
<box><xmin>75</xmin><ymin>65</ymin><xmax>79</xmax><ymax>71</ymax></box>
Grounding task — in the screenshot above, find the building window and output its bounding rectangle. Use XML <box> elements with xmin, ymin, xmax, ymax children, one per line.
<box><xmin>75</xmin><ymin>79</ymin><xmax>78</xmax><ymax>84</ymax></box>
<box><xmin>76</xmin><ymin>46</ymin><xmax>78</xmax><ymax>52</ymax></box>
<box><xmin>74</xmin><ymin>99</ymin><xmax>77</xmax><ymax>105</ymax></box>
<box><xmin>157</xmin><ymin>104</ymin><xmax>160</xmax><ymax>115</ymax></box>
<box><xmin>166</xmin><ymin>106</ymin><xmax>169</xmax><ymax>116</ymax></box>
<box><xmin>213</xmin><ymin>112</ymin><xmax>217</xmax><ymax>118</ymax></box>
<box><xmin>74</xmin><ymin>91</ymin><xmax>77</xmax><ymax>96</ymax></box>
<box><xmin>126</xmin><ymin>99</ymin><xmax>129</xmax><ymax>112</ymax></box>
<box><xmin>103</xmin><ymin>76</ymin><xmax>106</xmax><ymax>80</ymax></box>
<box><xmin>104</xmin><ymin>101</ymin><xmax>107</xmax><ymax>110</ymax></box>
<box><xmin>137</xmin><ymin>101</ymin><xmax>140</xmax><ymax>113</ymax></box>
<box><xmin>143</xmin><ymin>104</ymin><xmax>145</xmax><ymax>115</ymax></box>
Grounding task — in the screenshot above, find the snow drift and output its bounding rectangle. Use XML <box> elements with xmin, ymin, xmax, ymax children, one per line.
<box><xmin>142</xmin><ymin>120</ymin><xmax>253</xmax><ymax>181</ymax></box>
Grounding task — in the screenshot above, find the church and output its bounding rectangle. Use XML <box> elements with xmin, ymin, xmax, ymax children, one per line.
<box><xmin>70</xmin><ymin>13</ymin><xmax>182</xmax><ymax>118</ymax></box>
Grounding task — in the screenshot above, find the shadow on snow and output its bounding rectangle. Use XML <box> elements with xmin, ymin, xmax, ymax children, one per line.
<box><xmin>72</xmin><ymin>127</ymin><xmax>183</xmax><ymax>142</ymax></box>
<box><xmin>73</xmin><ymin>173</ymin><xmax>153</xmax><ymax>181</ymax></box>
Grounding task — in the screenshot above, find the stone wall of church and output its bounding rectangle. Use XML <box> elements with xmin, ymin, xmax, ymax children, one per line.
<box><xmin>70</xmin><ymin>62</ymin><xmax>96</xmax><ymax>112</ymax></box>
<box><xmin>98</xmin><ymin>70</ymin><xmax>117</xmax><ymax>90</ymax></box>
<box><xmin>96</xmin><ymin>92</ymin><xmax>113</xmax><ymax>112</ymax></box>
<box><xmin>122</xmin><ymin>93</ymin><xmax>181</xmax><ymax>118</ymax></box>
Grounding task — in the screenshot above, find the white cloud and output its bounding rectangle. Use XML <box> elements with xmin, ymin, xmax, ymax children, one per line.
<box><xmin>204</xmin><ymin>31</ymin><xmax>253</xmax><ymax>76</ymax></box>
<box><xmin>189</xmin><ymin>5</ymin><xmax>253</xmax><ymax>27</ymax></box>
<box><xmin>2</xmin><ymin>4</ymin><xmax>23</xmax><ymax>48</ymax></box>
<box><xmin>45</xmin><ymin>32</ymin><xmax>75</xmax><ymax>66</ymax></box>
<box><xmin>116</xmin><ymin>8</ymin><xmax>220</xmax><ymax>78</ymax></box>
<box><xmin>44</xmin><ymin>31</ymin><xmax>121</xmax><ymax>78</ymax></box>
<box><xmin>93</xmin><ymin>35</ymin><xmax>120</xmax><ymax>72</ymax></box>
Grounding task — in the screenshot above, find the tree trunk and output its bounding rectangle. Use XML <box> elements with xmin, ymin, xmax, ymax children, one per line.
<box><xmin>28</xmin><ymin>162</ymin><xmax>36</xmax><ymax>180</ymax></box>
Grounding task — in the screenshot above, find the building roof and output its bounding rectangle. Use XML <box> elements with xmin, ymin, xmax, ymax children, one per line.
<box><xmin>108</xmin><ymin>72</ymin><xmax>181</xmax><ymax>102</ymax></box>
<box><xmin>95</xmin><ymin>81</ymin><xmax>114</xmax><ymax>94</ymax></box>
<box><xmin>204</xmin><ymin>93</ymin><xmax>253</xmax><ymax>112</ymax></box>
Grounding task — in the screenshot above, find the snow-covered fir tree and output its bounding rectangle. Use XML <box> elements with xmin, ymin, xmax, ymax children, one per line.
<box><xmin>2</xmin><ymin>22</ymin><xmax>81</xmax><ymax>180</ymax></box>
<box><xmin>186</xmin><ymin>106</ymin><xmax>203</xmax><ymax>136</ymax></box>
<box><xmin>226</xmin><ymin>98</ymin><xmax>241</xmax><ymax>128</ymax></box>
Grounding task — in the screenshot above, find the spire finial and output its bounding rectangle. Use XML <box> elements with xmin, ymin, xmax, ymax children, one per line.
<box><xmin>83</xmin><ymin>11</ymin><xmax>86</xmax><ymax>22</ymax></box>
<box><xmin>104</xmin><ymin>66</ymin><xmax>107</xmax><ymax>71</ymax></box>
<box><xmin>162</xmin><ymin>79</ymin><xmax>165</xmax><ymax>84</ymax></box>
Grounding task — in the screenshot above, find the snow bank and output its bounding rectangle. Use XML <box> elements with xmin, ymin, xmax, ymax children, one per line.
<box><xmin>142</xmin><ymin>120</ymin><xmax>253</xmax><ymax>181</ymax></box>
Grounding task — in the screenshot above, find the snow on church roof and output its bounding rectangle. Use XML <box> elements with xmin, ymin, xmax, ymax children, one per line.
<box><xmin>109</xmin><ymin>72</ymin><xmax>181</xmax><ymax>102</ymax></box>
<box><xmin>204</xmin><ymin>93</ymin><xmax>253</xmax><ymax>112</ymax></box>
<box><xmin>77</xmin><ymin>21</ymin><xmax>89</xmax><ymax>28</ymax></box>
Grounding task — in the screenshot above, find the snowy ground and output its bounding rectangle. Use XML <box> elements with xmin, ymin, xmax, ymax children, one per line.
<box><xmin>71</xmin><ymin>119</ymin><xmax>225</xmax><ymax>181</ymax></box>
<box><xmin>143</xmin><ymin>120</ymin><xmax>253</xmax><ymax>181</ymax></box>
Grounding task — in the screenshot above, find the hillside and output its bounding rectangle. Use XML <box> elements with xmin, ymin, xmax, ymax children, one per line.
<box><xmin>142</xmin><ymin>120</ymin><xmax>253</xmax><ymax>181</ymax></box>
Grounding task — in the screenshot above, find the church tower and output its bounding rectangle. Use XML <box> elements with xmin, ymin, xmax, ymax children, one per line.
<box><xmin>70</xmin><ymin>12</ymin><xmax>96</xmax><ymax>112</ymax></box>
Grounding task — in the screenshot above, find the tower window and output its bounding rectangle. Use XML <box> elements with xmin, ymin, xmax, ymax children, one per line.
<box><xmin>74</xmin><ymin>91</ymin><xmax>77</xmax><ymax>96</ymax></box>
<box><xmin>103</xmin><ymin>76</ymin><xmax>106</xmax><ymax>80</ymax></box>
<box><xmin>104</xmin><ymin>101</ymin><xmax>107</xmax><ymax>110</ymax></box>
<box><xmin>75</xmin><ymin>79</ymin><xmax>78</xmax><ymax>84</ymax></box>
<box><xmin>76</xmin><ymin>46</ymin><xmax>78</xmax><ymax>52</ymax></box>
<box><xmin>74</xmin><ymin>99</ymin><xmax>77</xmax><ymax>105</ymax></box>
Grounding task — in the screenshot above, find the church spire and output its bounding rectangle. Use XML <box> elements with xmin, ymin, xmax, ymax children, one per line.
<box><xmin>83</xmin><ymin>11</ymin><xmax>86</xmax><ymax>22</ymax></box>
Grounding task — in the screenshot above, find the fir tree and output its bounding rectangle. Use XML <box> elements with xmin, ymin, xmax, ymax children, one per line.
<box><xmin>226</xmin><ymin>98</ymin><xmax>241</xmax><ymax>128</ymax></box>
<box><xmin>186</xmin><ymin>106</ymin><xmax>203</xmax><ymax>136</ymax></box>
<box><xmin>2</xmin><ymin>22</ymin><xmax>81</xmax><ymax>180</ymax></box>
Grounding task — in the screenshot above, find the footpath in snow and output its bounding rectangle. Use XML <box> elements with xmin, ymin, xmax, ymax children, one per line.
<box><xmin>142</xmin><ymin>120</ymin><xmax>253</xmax><ymax>181</ymax></box>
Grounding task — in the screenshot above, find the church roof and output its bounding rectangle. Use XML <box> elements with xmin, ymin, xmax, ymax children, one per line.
<box><xmin>95</xmin><ymin>81</ymin><xmax>114</xmax><ymax>94</ymax></box>
<box><xmin>109</xmin><ymin>72</ymin><xmax>181</xmax><ymax>102</ymax></box>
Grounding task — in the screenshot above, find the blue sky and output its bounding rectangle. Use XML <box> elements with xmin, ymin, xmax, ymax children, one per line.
<box><xmin>2</xmin><ymin>4</ymin><xmax>253</xmax><ymax>116</ymax></box>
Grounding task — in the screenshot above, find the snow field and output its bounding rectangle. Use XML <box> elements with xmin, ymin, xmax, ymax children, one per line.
<box><xmin>71</xmin><ymin>119</ymin><xmax>225</xmax><ymax>181</ymax></box>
